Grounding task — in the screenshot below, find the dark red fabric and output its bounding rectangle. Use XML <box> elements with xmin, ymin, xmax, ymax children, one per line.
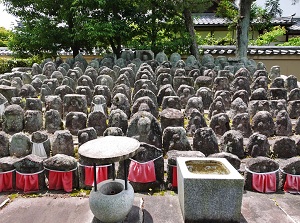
<box><xmin>128</xmin><ymin>160</ymin><xmax>156</xmax><ymax>183</ymax></box>
<box><xmin>252</xmin><ymin>172</ymin><xmax>276</xmax><ymax>193</ymax></box>
<box><xmin>0</xmin><ymin>171</ymin><xmax>13</xmax><ymax>192</ymax></box>
<box><xmin>16</xmin><ymin>172</ymin><xmax>39</xmax><ymax>192</ymax></box>
<box><xmin>84</xmin><ymin>166</ymin><xmax>108</xmax><ymax>186</ymax></box>
<box><xmin>172</xmin><ymin>166</ymin><xmax>178</xmax><ymax>187</ymax></box>
<box><xmin>48</xmin><ymin>170</ymin><xmax>73</xmax><ymax>192</ymax></box>
<box><xmin>284</xmin><ymin>174</ymin><xmax>300</xmax><ymax>193</ymax></box>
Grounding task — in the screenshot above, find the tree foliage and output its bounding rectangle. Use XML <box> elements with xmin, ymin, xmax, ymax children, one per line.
<box><xmin>249</xmin><ymin>26</ymin><xmax>286</xmax><ymax>46</ymax></box>
<box><xmin>0</xmin><ymin>27</ymin><xmax>11</xmax><ymax>47</ymax></box>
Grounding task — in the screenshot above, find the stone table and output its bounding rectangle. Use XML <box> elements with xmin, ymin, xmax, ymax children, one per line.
<box><xmin>78</xmin><ymin>136</ymin><xmax>140</xmax><ymax>189</ymax></box>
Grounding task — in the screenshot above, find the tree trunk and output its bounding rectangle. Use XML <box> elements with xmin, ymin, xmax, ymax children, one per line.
<box><xmin>109</xmin><ymin>38</ymin><xmax>122</xmax><ymax>58</ymax></box>
<box><xmin>236</xmin><ymin>0</ymin><xmax>253</xmax><ymax>60</ymax></box>
<box><xmin>183</xmin><ymin>8</ymin><xmax>200</xmax><ymax>61</ymax></box>
<box><xmin>72</xmin><ymin>45</ymin><xmax>80</xmax><ymax>58</ymax></box>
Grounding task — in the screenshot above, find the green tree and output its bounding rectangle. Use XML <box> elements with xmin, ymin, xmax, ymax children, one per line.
<box><xmin>3</xmin><ymin>0</ymin><xmax>96</xmax><ymax>58</ymax></box>
<box><xmin>0</xmin><ymin>27</ymin><xmax>11</xmax><ymax>47</ymax></box>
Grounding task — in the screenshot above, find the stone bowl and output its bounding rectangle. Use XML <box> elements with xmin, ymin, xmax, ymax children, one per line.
<box><xmin>89</xmin><ymin>179</ymin><xmax>134</xmax><ymax>223</ymax></box>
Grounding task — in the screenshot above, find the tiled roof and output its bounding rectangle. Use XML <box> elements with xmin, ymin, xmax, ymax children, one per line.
<box><xmin>193</xmin><ymin>13</ymin><xmax>229</xmax><ymax>26</ymax></box>
<box><xmin>193</xmin><ymin>13</ymin><xmax>296</xmax><ymax>27</ymax></box>
<box><xmin>200</xmin><ymin>45</ymin><xmax>300</xmax><ymax>55</ymax></box>
<box><xmin>287</xmin><ymin>19</ymin><xmax>300</xmax><ymax>31</ymax></box>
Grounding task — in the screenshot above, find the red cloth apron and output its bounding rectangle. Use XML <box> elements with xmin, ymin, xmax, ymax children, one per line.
<box><xmin>284</xmin><ymin>174</ymin><xmax>300</xmax><ymax>193</ymax></box>
<box><xmin>16</xmin><ymin>172</ymin><xmax>39</xmax><ymax>193</ymax></box>
<box><xmin>0</xmin><ymin>171</ymin><xmax>13</xmax><ymax>192</ymax></box>
<box><xmin>252</xmin><ymin>172</ymin><xmax>277</xmax><ymax>193</ymax></box>
<box><xmin>84</xmin><ymin>166</ymin><xmax>108</xmax><ymax>186</ymax></box>
<box><xmin>48</xmin><ymin>170</ymin><xmax>73</xmax><ymax>192</ymax></box>
<box><xmin>172</xmin><ymin>166</ymin><xmax>178</xmax><ymax>187</ymax></box>
<box><xmin>128</xmin><ymin>159</ymin><xmax>156</xmax><ymax>183</ymax></box>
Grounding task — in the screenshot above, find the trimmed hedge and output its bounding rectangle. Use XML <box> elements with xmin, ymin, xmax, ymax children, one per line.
<box><xmin>0</xmin><ymin>57</ymin><xmax>42</xmax><ymax>74</ymax></box>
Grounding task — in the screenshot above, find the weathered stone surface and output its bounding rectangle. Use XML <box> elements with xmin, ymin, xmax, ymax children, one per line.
<box><xmin>65</xmin><ymin>111</ymin><xmax>87</xmax><ymax>135</ymax></box>
<box><xmin>251</xmin><ymin>111</ymin><xmax>275</xmax><ymax>137</ymax></box>
<box><xmin>63</xmin><ymin>94</ymin><xmax>88</xmax><ymax>116</ymax></box>
<box><xmin>45</xmin><ymin>95</ymin><xmax>63</xmax><ymax>115</ymax></box>
<box><xmin>0</xmin><ymin>85</ymin><xmax>17</xmax><ymax>102</ymax></box>
<box><xmin>231</xmin><ymin>113</ymin><xmax>252</xmax><ymax>138</ymax></box>
<box><xmin>87</xmin><ymin>111</ymin><xmax>107</xmax><ymax>136</ymax></box>
<box><xmin>131</xmin><ymin>96</ymin><xmax>158</xmax><ymax>118</ymax></box>
<box><xmin>245</xmin><ymin>133</ymin><xmax>270</xmax><ymax>157</ymax></box>
<box><xmin>231</xmin><ymin>76</ymin><xmax>251</xmax><ymax>94</ymax></box>
<box><xmin>3</xmin><ymin>104</ymin><xmax>24</xmax><ymax>134</ymax></box>
<box><xmin>232</xmin><ymin>90</ymin><xmax>249</xmax><ymax>105</ymax></box>
<box><xmin>108</xmin><ymin>109</ymin><xmax>128</xmax><ymax>135</ymax></box>
<box><xmin>209</xmin><ymin>113</ymin><xmax>230</xmax><ymax>136</ymax></box>
<box><xmin>285</xmin><ymin>75</ymin><xmax>298</xmax><ymax>92</ymax></box>
<box><xmin>25</xmin><ymin>98</ymin><xmax>42</xmax><ymax>111</ymax></box>
<box><xmin>162</xmin><ymin>126</ymin><xmax>191</xmax><ymax>156</ymax></box>
<box><xmin>244</xmin><ymin>157</ymin><xmax>279</xmax><ymax>192</ymax></box>
<box><xmin>160</xmin><ymin>108</ymin><xmax>184</xmax><ymax>132</ymax></box>
<box><xmin>0</xmin><ymin>131</ymin><xmax>10</xmax><ymax>157</ymax></box>
<box><xmin>45</xmin><ymin>109</ymin><xmax>62</xmax><ymax>133</ymax></box>
<box><xmin>228</xmin><ymin>97</ymin><xmax>248</xmax><ymax>119</ymax></box>
<box><xmin>24</xmin><ymin>110</ymin><xmax>43</xmax><ymax>133</ymax></box>
<box><xmin>195</xmin><ymin>87</ymin><xmax>213</xmax><ymax>110</ymax></box>
<box><xmin>10</xmin><ymin>132</ymin><xmax>31</xmax><ymax>157</ymax></box>
<box><xmin>184</xmin><ymin>96</ymin><xmax>204</xmax><ymax>118</ymax></box>
<box><xmin>0</xmin><ymin>156</ymin><xmax>19</xmax><ymax>172</ymax></box>
<box><xmin>273</xmin><ymin>137</ymin><xmax>297</xmax><ymax>158</ymax></box>
<box><xmin>77</xmin><ymin>127</ymin><xmax>97</xmax><ymax>147</ymax></box>
<box><xmin>250</xmin><ymin>88</ymin><xmax>268</xmax><ymax>101</ymax></box>
<box><xmin>112</xmin><ymin>84</ymin><xmax>132</xmax><ymax>104</ymax></box>
<box><xmin>208</xmin><ymin>96</ymin><xmax>226</xmax><ymax>119</ymax></box>
<box><xmin>186</xmin><ymin>109</ymin><xmax>207</xmax><ymax>137</ymax></box>
<box><xmin>157</xmin><ymin>84</ymin><xmax>176</xmax><ymax>106</ymax></box>
<box><xmin>220</xmin><ymin>130</ymin><xmax>244</xmax><ymax>159</ymax></box>
<box><xmin>161</xmin><ymin>96</ymin><xmax>181</xmax><ymax>111</ymax></box>
<box><xmin>269</xmin><ymin>88</ymin><xmax>287</xmax><ymax>100</ymax></box>
<box><xmin>43</xmin><ymin>154</ymin><xmax>77</xmax><ymax>171</ymax></box>
<box><xmin>287</xmin><ymin>88</ymin><xmax>300</xmax><ymax>101</ymax></box>
<box><xmin>287</xmin><ymin>100</ymin><xmax>300</xmax><ymax>119</ymax></box>
<box><xmin>194</xmin><ymin>73</ymin><xmax>213</xmax><ymax>88</ymax></box>
<box><xmin>111</xmin><ymin>93</ymin><xmax>131</xmax><ymax>118</ymax></box>
<box><xmin>127</xmin><ymin>111</ymin><xmax>162</xmax><ymax>148</ymax></box>
<box><xmin>94</xmin><ymin>85</ymin><xmax>111</xmax><ymax>106</ymax></box>
<box><xmin>52</xmin><ymin>130</ymin><xmax>74</xmax><ymax>156</ymax></box>
<box><xmin>103</xmin><ymin>127</ymin><xmax>124</xmax><ymax>136</ymax></box>
<box><xmin>275</xmin><ymin>110</ymin><xmax>292</xmax><ymax>136</ymax></box>
<box><xmin>193</xmin><ymin>127</ymin><xmax>219</xmax><ymax>156</ymax></box>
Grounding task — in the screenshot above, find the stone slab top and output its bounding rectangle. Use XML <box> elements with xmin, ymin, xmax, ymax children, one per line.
<box><xmin>78</xmin><ymin>136</ymin><xmax>140</xmax><ymax>163</ymax></box>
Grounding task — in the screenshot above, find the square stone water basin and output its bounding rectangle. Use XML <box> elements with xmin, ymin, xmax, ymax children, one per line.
<box><xmin>177</xmin><ymin>157</ymin><xmax>244</xmax><ymax>223</ymax></box>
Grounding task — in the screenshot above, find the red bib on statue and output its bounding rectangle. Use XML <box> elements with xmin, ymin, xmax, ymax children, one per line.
<box><xmin>84</xmin><ymin>166</ymin><xmax>108</xmax><ymax>186</ymax></box>
<box><xmin>0</xmin><ymin>171</ymin><xmax>13</xmax><ymax>192</ymax></box>
<box><xmin>252</xmin><ymin>172</ymin><xmax>276</xmax><ymax>193</ymax></box>
<box><xmin>172</xmin><ymin>166</ymin><xmax>178</xmax><ymax>187</ymax></box>
<box><xmin>16</xmin><ymin>172</ymin><xmax>39</xmax><ymax>192</ymax></box>
<box><xmin>128</xmin><ymin>160</ymin><xmax>156</xmax><ymax>183</ymax></box>
<box><xmin>48</xmin><ymin>170</ymin><xmax>73</xmax><ymax>192</ymax></box>
<box><xmin>284</xmin><ymin>174</ymin><xmax>300</xmax><ymax>193</ymax></box>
